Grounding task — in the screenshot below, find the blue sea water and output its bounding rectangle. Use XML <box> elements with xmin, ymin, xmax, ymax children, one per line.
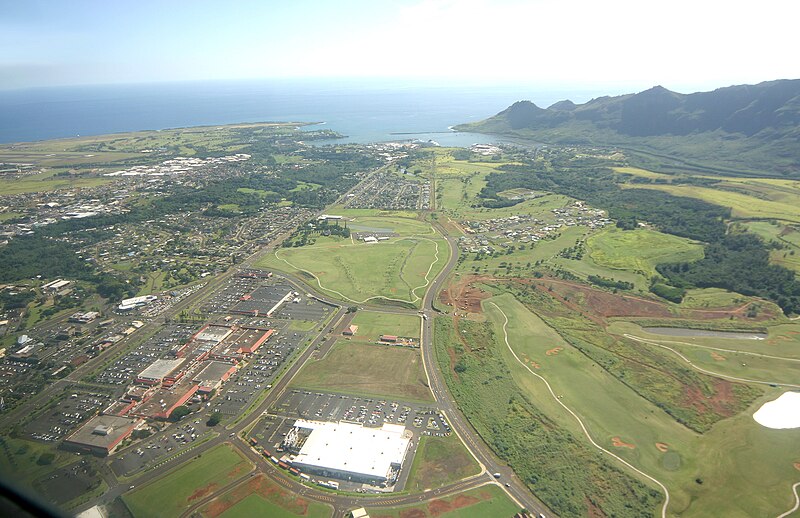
<box><xmin>0</xmin><ymin>79</ymin><xmax>599</xmax><ymax>146</ymax></box>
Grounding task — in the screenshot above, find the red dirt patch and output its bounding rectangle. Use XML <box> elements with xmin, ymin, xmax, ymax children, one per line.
<box><xmin>710</xmin><ymin>351</ymin><xmax>726</xmax><ymax>361</ymax></box>
<box><xmin>545</xmin><ymin>347</ymin><xmax>563</xmax><ymax>356</ymax></box>
<box><xmin>655</xmin><ymin>442</ymin><xmax>669</xmax><ymax>453</ymax></box>
<box><xmin>439</xmin><ymin>275</ymin><xmax>491</xmax><ymax>314</ymax></box>
<box><xmin>611</xmin><ymin>436</ymin><xmax>636</xmax><ymax>449</ymax></box>
<box><xmin>529</xmin><ymin>279</ymin><xmax>672</xmax><ymax>321</ymax></box>
<box><xmin>188</xmin><ymin>482</ymin><xmax>219</xmax><ymax>503</ymax></box>
<box><xmin>682</xmin><ymin>379</ymin><xmax>739</xmax><ymax>417</ymax></box>
<box><xmin>202</xmin><ymin>474</ymin><xmax>309</xmax><ymax>518</ymax></box>
<box><xmin>794</xmin><ymin>462</ymin><xmax>800</xmax><ymax>471</ymax></box>
<box><xmin>587</xmin><ymin>496</ymin><xmax>608</xmax><ymax>518</ymax></box>
<box><xmin>427</xmin><ymin>494</ymin><xmax>481</xmax><ymax>517</ymax></box>
<box><xmin>398</xmin><ymin>510</ymin><xmax>427</xmax><ymax>518</ymax></box>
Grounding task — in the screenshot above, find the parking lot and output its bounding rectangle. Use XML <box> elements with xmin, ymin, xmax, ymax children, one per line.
<box><xmin>201</xmin><ymin>272</ymin><xmax>331</xmax><ymax>324</ymax></box>
<box><xmin>210</xmin><ymin>321</ymin><xmax>308</xmax><ymax>416</ymax></box>
<box><xmin>252</xmin><ymin>389</ymin><xmax>452</xmax><ymax>452</ymax></box>
<box><xmin>34</xmin><ymin>459</ymin><xmax>102</xmax><ymax>506</ymax></box>
<box><xmin>109</xmin><ymin>418</ymin><xmax>213</xmax><ymax>477</ymax></box>
<box><xmin>94</xmin><ymin>324</ymin><xmax>196</xmax><ymax>386</ymax></box>
<box><xmin>24</xmin><ymin>389</ymin><xmax>115</xmax><ymax>443</ymax></box>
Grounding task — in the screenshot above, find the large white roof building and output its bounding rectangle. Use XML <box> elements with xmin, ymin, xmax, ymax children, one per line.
<box><xmin>289</xmin><ymin>420</ymin><xmax>411</xmax><ymax>485</ymax></box>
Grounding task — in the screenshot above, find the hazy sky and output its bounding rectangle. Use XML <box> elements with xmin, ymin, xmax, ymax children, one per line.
<box><xmin>2</xmin><ymin>0</ymin><xmax>798</xmax><ymax>91</ymax></box>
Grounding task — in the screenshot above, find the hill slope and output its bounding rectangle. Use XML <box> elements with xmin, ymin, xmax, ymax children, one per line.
<box><xmin>456</xmin><ymin>79</ymin><xmax>800</xmax><ymax>177</ymax></box>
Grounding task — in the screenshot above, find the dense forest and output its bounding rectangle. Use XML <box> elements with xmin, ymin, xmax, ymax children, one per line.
<box><xmin>480</xmin><ymin>163</ymin><xmax>800</xmax><ymax>313</ymax></box>
<box><xmin>658</xmin><ymin>233</ymin><xmax>800</xmax><ymax>313</ymax></box>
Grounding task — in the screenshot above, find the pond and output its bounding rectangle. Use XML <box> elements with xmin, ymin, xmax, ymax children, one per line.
<box><xmin>642</xmin><ymin>327</ymin><xmax>767</xmax><ymax>340</ymax></box>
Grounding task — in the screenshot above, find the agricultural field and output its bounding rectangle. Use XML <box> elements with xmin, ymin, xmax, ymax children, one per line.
<box><xmin>257</xmin><ymin>216</ymin><xmax>445</xmax><ymax>307</ymax></box>
<box><xmin>291</xmin><ymin>341</ymin><xmax>433</xmax><ymax>402</ymax></box>
<box><xmin>200</xmin><ymin>474</ymin><xmax>331</xmax><ymax>518</ymax></box>
<box><xmin>586</xmin><ymin>227</ymin><xmax>704</xmax><ymax>278</ymax></box>
<box><xmin>122</xmin><ymin>444</ymin><xmax>252</xmax><ymax>518</ymax></box>
<box><xmin>349</xmin><ymin>310</ymin><xmax>420</xmax><ymax>340</ymax></box>
<box><xmin>404</xmin><ymin>434</ymin><xmax>480</xmax><ymax>492</ymax></box>
<box><xmin>367</xmin><ymin>484</ymin><xmax>520</xmax><ymax>518</ymax></box>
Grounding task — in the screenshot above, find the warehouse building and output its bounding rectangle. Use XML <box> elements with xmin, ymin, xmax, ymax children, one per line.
<box><xmin>136</xmin><ymin>358</ymin><xmax>186</xmax><ymax>386</ymax></box>
<box><xmin>193</xmin><ymin>361</ymin><xmax>237</xmax><ymax>393</ymax></box>
<box><xmin>62</xmin><ymin>415</ymin><xmax>142</xmax><ymax>456</ymax></box>
<box><xmin>285</xmin><ymin>420</ymin><xmax>411</xmax><ymax>486</ymax></box>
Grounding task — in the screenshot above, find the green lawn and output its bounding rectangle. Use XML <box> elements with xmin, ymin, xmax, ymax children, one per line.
<box><xmin>216</xmin><ymin>493</ymin><xmax>330</xmax><ymax>518</ymax></box>
<box><xmin>257</xmin><ymin>230</ymin><xmax>445</xmax><ymax>307</ymax></box>
<box><xmin>0</xmin><ymin>170</ymin><xmax>112</xmax><ymax>195</ymax></box>
<box><xmin>405</xmin><ymin>434</ymin><xmax>480</xmax><ymax>492</ymax></box>
<box><xmin>367</xmin><ymin>484</ymin><xmax>520</xmax><ymax>518</ymax></box>
<box><xmin>123</xmin><ymin>444</ymin><xmax>252</xmax><ymax>518</ymax></box>
<box><xmin>350</xmin><ymin>310</ymin><xmax>420</xmax><ymax>340</ymax></box>
<box><xmin>587</xmin><ymin>227</ymin><xmax>704</xmax><ymax>278</ymax></box>
<box><xmin>291</xmin><ymin>341</ymin><xmax>432</xmax><ymax>402</ymax></box>
<box><xmin>200</xmin><ymin>474</ymin><xmax>331</xmax><ymax>518</ymax></box>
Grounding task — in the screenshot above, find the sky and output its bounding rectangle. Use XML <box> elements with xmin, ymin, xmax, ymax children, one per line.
<box><xmin>2</xmin><ymin>0</ymin><xmax>799</xmax><ymax>92</ymax></box>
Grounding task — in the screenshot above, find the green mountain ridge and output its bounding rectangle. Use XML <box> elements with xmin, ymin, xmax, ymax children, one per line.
<box><xmin>456</xmin><ymin>79</ymin><xmax>800</xmax><ymax>177</ymax></box>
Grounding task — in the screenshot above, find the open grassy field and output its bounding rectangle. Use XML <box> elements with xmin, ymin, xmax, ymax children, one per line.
<box><xmin>200</xmin><ymin>474</ymin><xmax>331</xmax><ymax>518</ymax></box>
<box><xmin>122</xmin><ymin>444</ymin><xmax>252</xmax><ymax>518</ymax></box>
<box><xmin>613</xmin><ymin>166</ymin><xmax>674</xmax><ymax>180</ymax></box>
<box><xmin>475</xmin><ymin>290</ymin><xmax>800</xmax><ymax>517</ymax></box>
<box><xmin>0</xmin><ymin>170</ymin><xmax>112</xmax><ymax>195</ymax></box>
<box><xmin>349</xmin><ymin>310</ymin><xmax>420</xmax><ymax>340</ymax></box>
<box><xmin>257</xmin><ymin>217</ymin><xmax>446</xmax><ymax>307</ymax></box>
<box><xmin>367</xmin><ymin>484</ymin><xmax>520</xmax><ymax>518</ymax></box>
<box><xmin>404</xmin><ymin>434</ymin><xmax>480</xmax><ymax>492</ymax></box>
<box><xmin>587</xmin><ymin>227</ymin><xmax>704</xmax><ymax>278</ymax></box>
<box><xmin>626</xmin><ymin>182</ymin><xmax>800</xmax><ymax>223</ymax></box>
<box><xmin>742</xmin><ymin>220</ymin><xmax>800</xmax><ymax>276</ymax></box>
<box><xmin>291</xmin><ymin>341</ymin><xmax>432</xmax><ymax>402</ymax></box>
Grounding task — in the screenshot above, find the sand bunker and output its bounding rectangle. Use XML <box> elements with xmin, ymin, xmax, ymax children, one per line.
<box><xmin>753</xmin><ymin>392</ymin><xmax>800</xmax><ymax>429</ymax></box>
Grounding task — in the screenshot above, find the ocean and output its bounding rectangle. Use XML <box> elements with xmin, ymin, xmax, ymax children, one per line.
<box><xmin>0</xmin><ymin>79</ymin><xmax>601</xmax><ymax>146</ymax></box>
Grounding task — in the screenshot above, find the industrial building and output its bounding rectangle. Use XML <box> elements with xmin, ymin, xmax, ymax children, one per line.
<box><xmin>285</xmin><ymin>420</ymin><xmax>411</xmax><ymax>486</ymax></box>
<box><xmin>118</xmin><ymin>295</ymin><xmax>157</xmax><ymax>311</ymax></box>
<box><xmin>136</xmin><ymin>358</ymin><xmax>186</xmax><ymax>386</ymax></box>
<box><xmin>193</xmin><ymin>361</ymin><xmax>237</xmax><ymax>393</ymax></box>
<box><xmin>62</xmin><ymin>415</ymin><xmax>142</xmax><ymax>456</ymax></box>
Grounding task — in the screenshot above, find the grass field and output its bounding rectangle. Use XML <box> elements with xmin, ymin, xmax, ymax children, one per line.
<box><xmin>257</xmin><ymin>217</ymin><xmax>445</xmax><ymax>307</ymax></box>
<box><xmin>291</xmin><ymin>341</ymin><xmax>432</xmax><ymax>402</ymax></box>
<box><xmin>587</xmin><ymin>227</ymin><xmax>704</xmax><ymax>278</ymax></box>
<box><xmin>404</xmin><ymin>434</ymin><xmax>480</xmax><ymax>492</ymax></box>
<box><xmin>367</xmin><ymin>484</ymin><xmax>520</xmax><ymax>518</ymax></box>
<box><xmin>678</xmin><ymin>288</ymin><xmax>750</xmax><ymax>309</ymax></box>
<box><xmin>122</xmin><ymin>444</ymin><xmax>252</xmax><ymax>518</ymax></box>
<box><xmin>626</xmin><ymin>182</ymin><xmax>800</xmax><ymax>223</ymax></box>
<box><xmin>200</xmin><ymin>475</ymin><xmax>331</xmax><ymax>518</ymax></box>
<box><xmin>0</xmin><ymin>170</ymin><xmax>112</xmax><ymax>195</ymax></box>
<box><xmin>475</xmin><ymin>291</ymin><xmax>800</xmax><ymax>517</ymax></box>
<box><xmin>349</xmin><ymin>310</ymin><xmax>420</xmax><ymax>340</ymax></box>
<box><xmin>742</xmin><ymin>220</ymin><xmax>800</xmax><ymax>276</ymax></box>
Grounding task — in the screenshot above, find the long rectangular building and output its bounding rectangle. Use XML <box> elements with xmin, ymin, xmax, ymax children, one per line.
<box><xmin>287</xmin><ymin>420</ymin><xmax>411</xmax><ymax>486</ymax></box>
